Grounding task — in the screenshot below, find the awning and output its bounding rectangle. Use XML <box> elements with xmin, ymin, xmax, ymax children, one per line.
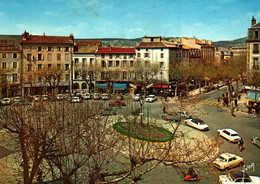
<box><xmin>245</xmin><ymin>90</ymin><xmax>260</xmax><ymax>102</ymax></box>
<box><xmin>95</xmin><ymin>83</ymin><xmax>107</xmax><ymax>88</ymax></box>
<box><xmin>113</xmin><ymin>83</ymin><xmax>126</xmax><ymax>90</ymax></box>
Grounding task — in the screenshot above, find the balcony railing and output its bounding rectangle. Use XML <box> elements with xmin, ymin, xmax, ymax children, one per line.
<box><xmin>253</xmin><ymin>50</ymin><xmax>259</xmax><ymax>54</ymax></box>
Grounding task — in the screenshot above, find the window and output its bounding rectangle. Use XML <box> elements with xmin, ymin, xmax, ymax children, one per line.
<box><xmin>2</xmin><ymin>62</ymin><xmax>7</xmax><ymax>69</ymax></box>
<box><xmin>75</xmin><ymin>58</ymin><xmax>79</xmax><ymax>64</ymax></box>
<box><xmin>27</xmin><ymin>54</ymin><xmax>32</xmax><ymax>61</ymax></box>
<box><xmin>108</xmin><ymin>61</ymin><xmax>113</xmax><ymax>67</ymax></box>
<box><xmin>65</xmin><ymin>54</ymin><xmax>69</xmax><ymax>61</ymax></box>
<box><xmin>137</xmin><ymin>53</ymin><xmax>141</xmax><ymax>57</ymax></box>
<box><xmin>65</xmin><ymin>64</ymin><xmax>69</xmax><ymax>70</ymax></box>
<box><xmin>65</xmin><ymin>74</ymin><xmax>69</xmax><ymax>81</ymax></box>
<box><xmin>38</xmin><ymin>46</ymin><xmax>42</xmax><ymax>51</ymax></box>
<box><xmin>109</xmin><ymin>54</ymin><xmax>112</xmax><ymax>59</ymax></box>
<box><xmin>161</xmin><ymin>53</ymin><xmax>164</xmax><ymax>58</ymax></box>
<box><xmin>160</xmin><ymin>62</ymin><xmax>164</xmax><ymax>68</ymax></box>
<box><xmin>65</xmin><ymin>47</ymin><xmax>69</xmax><ymax>52</ymax></box>
<box><xmin>13</xmin><ymin>53</ymin><xmax>17</xmax><ymax>58</ymax></box>
<box><xmin>116</xmin><ymin>54</ymin><xmax>120</xmax><ymax>58</ymax></box>
<box><xmin>130</xmin><ymin>54</ymin><xmax>134</xmax><ymax>58</ymax></box>
<box><xmin>38</xmin><ymin>77</ymin><xmax>42</xmax><ymax>82</ymax></box>
<box><xmin>2</xmin><ymin>74</ymin><xmax>7</xmax><ymax>82</ymax></box>
<box><xmin>48</xmin><ymin>53</ymin><xmax>52</xmax><ymax>61</ymax></box>
<box><xmin>90</xmin><ymin>58</ymin><xmax>94</xmax><ymax>66</ymax></box>
<box><xmin>123</xmin><ymin>72</ymin><xmax>127</xmax><ymax>79</ymax></box>
<box><xmin>146</xmin><ymin>49</ymin><xmax>148</xmax><ymax>51</ymax></box>
<box><xmin>254</xmin><ymin>30</ymin><xmax>259</xmax><ymax>39</ymax></box>
<box><xmin>101</xmin><ymin>54</ymin><xmax>105</xmax><ymax>59</ymax></box>
<box><xmin>28</xmin><ymin>46</ymin><xmax>32</xmax><ymax>51</ymax></box>
<box><xmin>57</xmin><ymin>64</ymin><xmax>61</xmax><ymax>69</ymax></box>
<box><xmin>38</xmin><ymin>64</ymin><xmax>42</xmax><ymax>70</ymax></box>
<box><xmin>57</xmin><ymin>53</ymin><xmax>61</xmax><ymax>60</ymax></box>
<box><xmin>28</xmin><ymin>64</ymin><xmax>32</xmax><ymax>71</ymax></box>
<box><xmin>13</xmin><ymin>74</ymin><xmax>17</xmax><ymax>82</ymax></box>
<box><xmin>2</xmin><ymin>53</ymin><xmax>6</xmax><ymax>58</ymax></box>
<box><xmin>123</xmin><ymin>55</ymin><xmax>127</xmax><ymax>59</ymax></box>
<box><xmin>116</xmin><ymin>60</ymin><xmax>120</xmax><ymax>67</ymax></box>
<box><xmin>130</xmin><ymin>60</ymin><xmax>133</xmax><ymax>67</ymax></box>
<box><xmin>102</xmin><ymin>60</ymin><xmax>106</xmax><ymax>68</ymax></box>
<box><xmin>58</xmin><ymin>47</ymin><xmax>62</xmax><ymax>52</ymax></box>
<box><xmin>253</xmin><ymin>44</ymin><xmax>259</xmax><ymax>53</ymax></box>
<box><xmin>13</xmin><ymin>62</ymin><xmax>17</xmax><ymax>69</ymax></box>
<box><xmin>82</xmin><ymin>58</ymin><xmax>86</xmax><ymax>65</ymax></box>
<box><xmin>48</xmin><ymin>64</ymin><xmax>52</xmax><ymax>68</ymax></box>
<box><xmin>123</xmin><ymin>61</ymin><xmax>127</xmax><ymax>67</ymax></box>
<box><xmin>137</xmin><ymin>48</ymin><xmax>140</xmax><ymax>51</ymax></box>
<box><xmin>161</xmin><ymin>48</ymin><xmax>163</xmax><ymax>51</ymax></box>
<box><xmin>48</xmin><ymin>47</ymin><xmax>52</xmax><ymax>52</ymax></box>
<box><xmin>253</xmin><ymin>58</ymin><xmax>259</xmax><ymax>69</ymax></box>
<box><xmin>38</xmin><ymin>54</ymin><xmax>42</xmax><ymax>60</ymax></box>
<box><xmin>145</xmin><ymin>53</ymin><xmax>149</xmax><ymax>58</ymax></box>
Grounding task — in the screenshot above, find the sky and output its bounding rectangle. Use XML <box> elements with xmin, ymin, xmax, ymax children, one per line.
<box><xmin>0</xmin><ymin>0</ymin><xmax>259</xmax><ymax>41</ymax></box>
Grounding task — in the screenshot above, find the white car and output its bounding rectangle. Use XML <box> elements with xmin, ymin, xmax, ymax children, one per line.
<box><xmin>1</xmin><ymin>98</ymin><xmax>11</xmax><ymax>105</ymax></box>
<box><xmin>184</xmin><ymin>118</ymin><xmax>209</xmax><ymax>130</ymax></box>
<box><xmin>219</xmin><ymin>171</ymin><xmax>260</xmax><ymax>184</ymax></box>
<box><xmin>93</xmin><ymin>93</ymin><xmax>101</xmax><ymax>100</ymax></box>
<box><xmin>13</xmin><ymin>96</ymin><xmax>21</xmax><ymax>103</ymax></box>
<box><xmin>102</xmin><ymin>93</ymin><xmax>109</xmax><ymax>100</ymax></box>
<box><xmin>145</xmin><ymin>95</ymin><xmax>157</xmax><ymax>103</ymax></box>
<box><xmin>82</xmin><ymin>93</ymin><xmax>91</xmax><ymax>100</ymax></box>
<box><xmin>71</xmin><ymin>96</ymin><xmax>82</xmax><ymax>103</ymax></box>
<box><xmin>217</xmin><ymin>128</ymin><xmax>241</xmax><ymax>143</ymax></box>
<box><xmin>213</xmin><ymin>153</ymin><xmax>244</xmax><ymax>170</ymax></box>
<box><xmin>133</xmin><ymin>94</ymin><xmax>141</xmax><ymax>101</ymax></box>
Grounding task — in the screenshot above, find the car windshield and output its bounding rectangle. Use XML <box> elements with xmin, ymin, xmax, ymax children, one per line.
<box><xmin>194</xmin><ymin>119</ymin><xmax>204</xmax><ymax>124</ymax></box>
<box><xmin>231</xmin><ymin>133</ymin><xmax>238</xmax><ymax>136</ymax></box>
<box><xmin>219</xmin><ymin>156</ymin><xmax>227</xmax><ymax>162</ymax></box>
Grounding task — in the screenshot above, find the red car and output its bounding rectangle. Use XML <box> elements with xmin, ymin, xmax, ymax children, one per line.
<box><xmin>108</xmin><ymin>100</ymin><xmax>126</xmax><ymax>107</ymax></box>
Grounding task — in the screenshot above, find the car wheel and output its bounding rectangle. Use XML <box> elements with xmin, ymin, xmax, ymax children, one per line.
<box><xmin>239</xmin><ymin>162</ymin><xmax>244</xmax><ymax>166</ymax></box>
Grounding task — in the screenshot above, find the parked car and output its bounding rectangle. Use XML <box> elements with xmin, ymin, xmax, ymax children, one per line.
<box><xmin>184</xmin><ymin>118</ymin><xmax>209</xmax><ymax>131</ymax></box>
<box><xmin>71</xmin><ymin>96</ymin><xmax>82</xmax><ymax>103</ymax></box>
<box><xmin>14</xmin><ymin>98</ymin><xmax>30</xmax><ymax>106</ymax></box>
<box><xmin>102</xmin><ymin>93</ymin><xmax>109</xmax><ymax>100</ymax></box>
<box><xmin>42</xmin><ymin>95</ymin><xmax>49</xmax><ymax>101</ymax></box>
<box><xmin>145</xmin><ymin>95</ymin><xmax>157</xmax><ymax>103</ymax></box>
<box><xmin>251</xmin><ymin>137</ymin><xmax>260</xmax><ymax>148</ymax></box>
<box><xmin>133</xmin><ymin>94</ymin><xmax>141</xmax><ymax>101</ymax></box>
<box><xmin>93</xmin><ymin>93</ymin><xmax>101</xmax><ymax>100</ymax></box>
<box><xmin>109</xmin><ymin>99</ymin><xmax>126</xmax><ymax>107</ymax></box>
<box><xmin>213</xmin><ymin>153</ymin><xmax>244</xmax><ymax>170</ymax></box>
<box><xmin>57</xmin><ymin>94</ymin><xmax>64</xmax><ymax>100</ymax></box>
<box><xmin>13</xmin><ymin>96</ymin><xmax>21</xmax><ymax>103</ymax></box>
<box><xmin>82</xmin><ymin>93</ymin><xmax>91</xmax><ymax>100</ymax></box>
<box><xmin>219</xmin><ymin>171</ymin><xmax>260</xmax><ymax>183</ymax></box>
<box><xmin>217</xmin><ymin>128</ymin><xmax>241</xmax><ymax>143</ymax></box>
<box><xmin>33</xmin><ymin>95</ymin><xmax>41</xmax><ymax>102</ymax></box>
<box><xmin>0</xmin><ymin>98</ymin><xmax>11</xmax><ymax>105</ymax></box>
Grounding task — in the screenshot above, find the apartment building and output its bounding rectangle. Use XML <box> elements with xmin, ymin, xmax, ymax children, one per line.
<box><xmin>247</xmin><ymin>16</ymin><xmax>260</xmax><ymax>75</ymax></box>
<box><xmin>95</xmin><ymin>47</ymin><xmax>135</xmax><ymax>90</ymax></box>
<box><xmin>73</xmin><ymin>40</ymin><xmax>101</xmax><ymax>92</ymax></box>
<box><xmin>20</xmin><ymin>31</ymin><xmax>74</xmax><ymax>96</ymax></box>
<box><xmin>136</xmin><ymin>36</ymin><xmax>180</xmax><ymax>83</ymax></box>
<box><xmin>0</xmin><ymin>35</ymin><xmax>21</xmax><ymax>97</ymax></box>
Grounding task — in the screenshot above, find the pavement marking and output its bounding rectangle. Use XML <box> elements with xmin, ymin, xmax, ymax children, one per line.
<box><xmin>200</xmin><ymin>100</ymin><xmax>221</xmax><ymax>107</ymax></box>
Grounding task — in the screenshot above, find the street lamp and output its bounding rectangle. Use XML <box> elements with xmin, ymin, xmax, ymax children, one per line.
<box><xmin>139</xmin><ymin>98</ymin><xmax>143</xmax><ymax>125</ymax></box>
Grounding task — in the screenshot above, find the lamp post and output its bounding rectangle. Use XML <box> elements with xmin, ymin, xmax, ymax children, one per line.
<box><xmin>140</xmin><ymin>98</ymin><xmax>143</xmax><ymax>125</ymax></box>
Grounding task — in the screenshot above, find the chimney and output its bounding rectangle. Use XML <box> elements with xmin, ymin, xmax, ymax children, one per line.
<box><xmin>251</xmin><ymin>16</ymin><xmax>256</xmax><ymax>26</ymax></box>
<box><xmin>22</xmin><ymin>30</ymin><xmax>29</xmax><ymax>40</ymax></box>
<box><xmin>69</xmin><ymin>33</ymin><xmax>74</xmax><ymax>41</ymax></box>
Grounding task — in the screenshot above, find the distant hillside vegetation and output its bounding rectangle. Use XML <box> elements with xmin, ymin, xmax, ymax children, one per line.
<box><xmin>212</xmin><ymin>37</ymin><xmax>247</xmax><ymax>48</ymax></box>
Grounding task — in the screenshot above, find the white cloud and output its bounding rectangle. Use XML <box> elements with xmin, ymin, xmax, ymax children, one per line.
<box><xmin>45</xmin><ymin>11</ymin><xmax>59</xmax><ymax>16</ymax></box>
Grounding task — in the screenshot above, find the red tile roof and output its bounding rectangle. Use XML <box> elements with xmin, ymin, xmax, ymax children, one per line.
<box><xmin>96</xmin><ymin>47</ymin><xmax>135</xmax><ymax>54</ymax></box>
<box><xmin>76</xmin><ymin>40</ymin><xmax>101</xmax><ymax>46</ymax></box>
<box><xmin>20</xmin><ymin>32</ymin><xmax>74</xmax><ymax>45</ymax></box>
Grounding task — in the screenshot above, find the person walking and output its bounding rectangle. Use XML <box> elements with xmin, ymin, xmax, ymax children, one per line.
<box><xmin>238</xmin><ymin>138</ymin><xmax>244</xmax><ymax>151</ymax></box>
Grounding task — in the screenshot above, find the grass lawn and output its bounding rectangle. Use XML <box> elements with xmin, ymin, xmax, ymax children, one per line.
<box><xmin>113</xmin><ymin>122</ymin><xmax>174</xmax><ymax>143</ymax></box>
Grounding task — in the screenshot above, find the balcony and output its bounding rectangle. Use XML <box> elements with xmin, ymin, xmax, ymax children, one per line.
<box><xmin>253</xmin><ymin>65</ymin><xmax>259</xmax><ymax>69</ymax></box>
<box><xmin>253</xmin><ymin>50</ymin><xmax>259</xmax><ymax>54</ymax></box>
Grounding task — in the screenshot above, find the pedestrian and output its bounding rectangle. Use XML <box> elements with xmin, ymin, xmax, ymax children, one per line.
<box><xmin>163</xmin><ymin>106</ymin><xmax>166</xmax><ymax>113</ymax></box>
<box><xmin>238</xmin><ymin>95</ymin><xmax>241</xmax><ymax>100</ymax></box>
<box><xmin>231</xmin><ymin>108</ymin><xmax>236</xmax><ymax>117</ymax></box>
<box><xmin>238</xmin><ymin>138</ymin><xmax>244</xmax><ymax>151</ymax></box>
<box><xmin>234</xmin><ymin>98</ymin><xmax>238</xmax><ymax>106</ymax></box>
<box><xmin>217</xmin><ymin>97</ymin><xmax>220</xmax><ymax>102</ymax></box>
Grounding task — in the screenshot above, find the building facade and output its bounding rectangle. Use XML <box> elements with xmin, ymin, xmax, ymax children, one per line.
<box><xmin>247</xmin><ymin>16</ymin><xmax>260</xmax><ymax>76</ymax></box>
<box><xmin>0</xmin><ymin>35</ymin><xmax>21</xmax><ymax>97</ymax></box>
<box><xmin>73</xmin><ymin>40</ymin><xmax>101</xmax><ymax>93</ymax></box>
<box><xmin>20</xmin><ymin>31</ymin><xmax>74</xmax><ymax>96</ymax></box>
